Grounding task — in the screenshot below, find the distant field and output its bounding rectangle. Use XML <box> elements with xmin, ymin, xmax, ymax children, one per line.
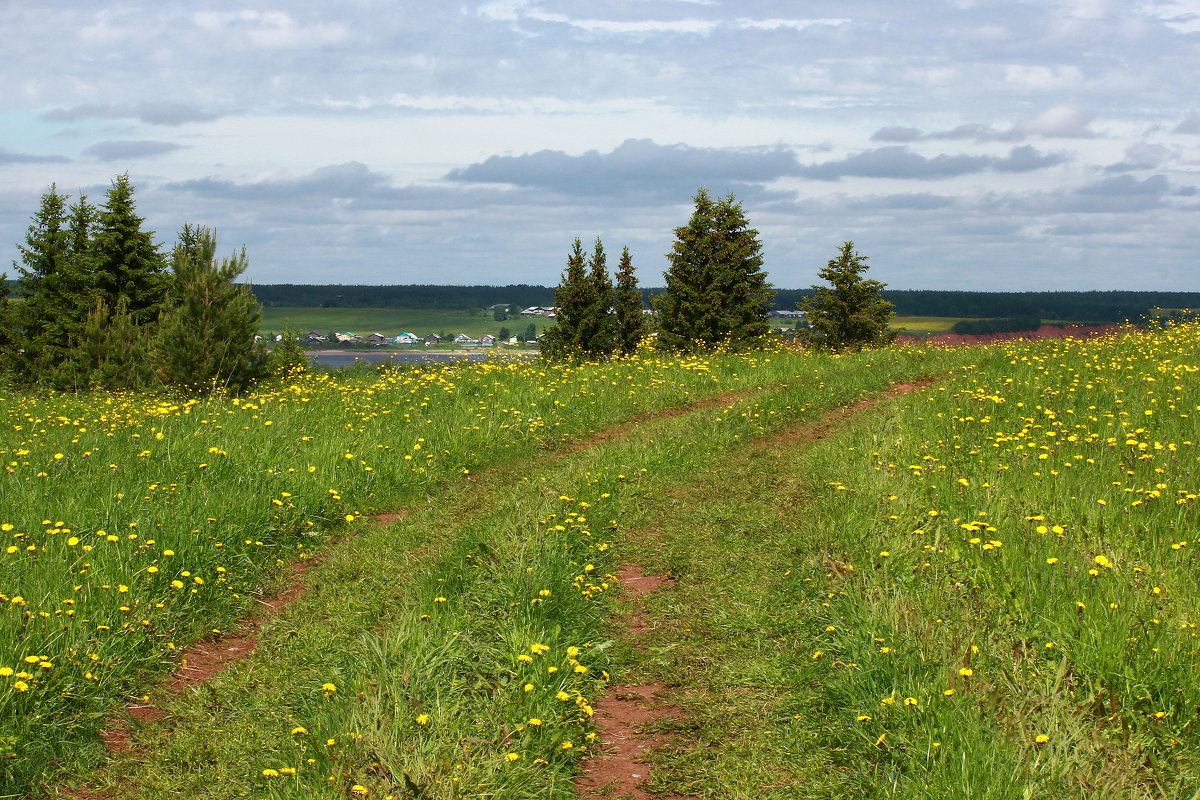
<box><xmin>267</xmin><ymin>308</ymin><xmax>972</xmax><ymax>339</ymax></box>
<box><xmin>890</xmin><ymin>315</ymin><xmax>974</xmax><ymax>333</ymax></box>
<box><xmin>259</xmin><ymin>307</ymin><xmax>552</xmax><ymax>339</ymax></box>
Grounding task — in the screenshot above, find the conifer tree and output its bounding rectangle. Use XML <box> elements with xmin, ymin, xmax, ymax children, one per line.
<box><xmin>613</xmin><ymin>246</ymin><xmax>645</xmax><ymax>355</ymax></box>
<box><xmin>156</xmin><ymin>225</ymin><xmax>266</xmax><ymax>392</ymax></box>
<box><xmin>91</xmin><ymin>173</ymin><xmax>167</xmax><ymax>327</ymax></box>
<box><xmin>11</xmin><ymin>185</ymin><xmax>75</xmax><ymax>376</ymax></box>
<box><xmin>0</xmin><ymin>271</ymin><xmax>12</xmax><ymax>381</ymax></box>
<box><xmin>654</xmin><ymin>188</ymin><xmax>774</xmax><ymax>352</ymax></box>
<box><xmin>542</xmin><ymin>238</ymin><xmax>591</xmax><ymax>360</ymax></box>
<box><xmin>60</xmin><ymin>298</ymin><xmax>157</xmax><ymax>391</ymax></box>
<box><xmin>266</xmin><ymin>325</ymin><xmax>309</xmax><ymax>376</ymax></box>
<box><xmin>799</xmin><ymin>241</ymin><xmax>896</xmax><ymax>352</ymax></box>
<box><xmin>579</xmin><ymin>237</ymin><xmax>617</xmax><ymax>357</ymax></box>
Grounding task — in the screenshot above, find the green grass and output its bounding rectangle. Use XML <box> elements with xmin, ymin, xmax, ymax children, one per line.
<box><xmin>891</xmin><ymin>315</ymin><xmax>975</xmax><ymax>333</ymax></box>
<box><xmin>8</xmin><ymin>321</ymin><xmax>1200</xmax><ymax>799</ymax></box>
<box><xmin>4</xmin><ymin>346</ymin><xmax>892</xmax><ymax>797</ymax></box>
<box><xmin>610</xmin><ymin>323</ymin><xmax>1200</xmax><ymax>799</ymax></box>
<box><xmin>259</xmin><ymin>307</ymin><xmax>552</xmax><ymax>339</ymax></box>
<box><xmin>54</xmin><ymin>346</ymin><xmax>941</xmax><ymax>799</ymax></box>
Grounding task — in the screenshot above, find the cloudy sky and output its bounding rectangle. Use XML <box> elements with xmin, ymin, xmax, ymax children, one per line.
<box><xmin>3</xmin><ymin>1</ymin><xmax>1199</xmax><ymax>291</ymax></box>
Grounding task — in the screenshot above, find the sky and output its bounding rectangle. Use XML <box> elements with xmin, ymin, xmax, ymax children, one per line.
<box><xmin>2</xmin><ymin>0</ymin><xmax>1199</xmax><ymax>292</ymax></box>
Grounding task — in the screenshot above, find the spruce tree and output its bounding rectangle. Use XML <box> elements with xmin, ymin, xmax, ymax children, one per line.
<box><xmin>799</xmin><ymin>241</ymin><xmax>896</xmax><ymax>352</ymax></box>
<box><xmin>91</xmin><ymin>173</ymin><xmax>167</xmax><ymax>327</ymax></box>
<box><xmin>11</xmin><ymin>185</ymin><xmax>77</xmax><ymax>377</ymax></box>
<box><xmin>542</xmin><ymin>238</ymin><xmax>591</xmax><ymax>360</ymax></box>
<box><xmin>266</xmin><ymin>325</ymin><xmax>309</xmax><ymax>377</ymax></box>
<box><xmin>61</xmin><ymin>298</ymin><xmax>157</xmax><ymax>391</ymax></box>
<box><xmin>0</xmin><ymin>272</ymin><xmax>12</xmax><ymax>382</ymax></box>
<box><xmin>156</xmin><ymin>225</ymin><xmax>267</xmax><ymax>392</ymax></box>
<box><xmin>613</xmin><ymin>246</ymin><xmax>646</xmax><ymax>355</ymax></box>
<box><xmin>580</xmin><ymin>237</ymin><xmax>616</xmax><ymax>357</ymax></box>
<box><xmin>654</xmin><ymin>188</ymin><xmax>774</xmax><ymax>352</ymax></box>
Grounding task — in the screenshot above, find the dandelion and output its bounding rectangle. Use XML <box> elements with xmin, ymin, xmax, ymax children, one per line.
<box><xmin>416</xmin><ymin>714</ymin><xmax>430</xmax><ymax>725</ymax></box>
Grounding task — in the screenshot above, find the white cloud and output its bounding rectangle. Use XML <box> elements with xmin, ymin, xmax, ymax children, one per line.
<box><xmin>191</xmin><ymin>10</ymin><xmax>347</xmax><ymax>48</ymax></box>
<box><xmin>525</xmin><ymin>12</ymin><xmax>719</xmax><ymax>35</ymax></box>
<box><xmin>1003</xmin><ymin>64</ymin><xmax>1086</xmax><ymax>91</ymax></box>
<box><xmin>1016</xmin><ymin>104</ymin><xmax>1098</xmax><ymax>138</ymax></box>
<box><xmin>735</xmin><ymin>18</ymin><xmax>851</xmax><ymax>30</ymax></box>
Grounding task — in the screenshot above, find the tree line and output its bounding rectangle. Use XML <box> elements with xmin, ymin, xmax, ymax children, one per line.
<box><xmin>1</xmin><ymin>175</ymin><xmax>290</xmax><ymax>392</ymax></box>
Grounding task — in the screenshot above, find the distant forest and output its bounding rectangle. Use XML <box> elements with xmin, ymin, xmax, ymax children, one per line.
<box><xmin>248</xmin><ymin>284</ymin><xmax>1200</xmax><ymax>324</ymax></box>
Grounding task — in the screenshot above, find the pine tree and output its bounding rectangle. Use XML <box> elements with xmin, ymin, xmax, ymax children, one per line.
<box><xmin>654</xmin><ymin>188</ymin><xmax>774</xmax><ymax>352</ymax></box>
<box><xmin>156</xmin><ymin>225</ymin><xmax>266</xmax><ymax>392</ymax></box>
<box><xmin>91</xmin><ymin>173</ymin><xmax>168</xmax><ymax>327</ymax></box>
<box><xmin>613</xmin><ymin>246</ymin><xmax>645</xmax><ymax>355</ymax></box>
<box><xmin>799</xmin><ymin>241</ymin><xmax>896</xmax><ymax>352</ymax></box>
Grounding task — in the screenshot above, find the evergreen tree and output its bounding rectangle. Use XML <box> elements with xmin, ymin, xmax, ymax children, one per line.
<box><xmin>11</xmin><ymin>185</ymin><xmax>78</xmax><ymax>377</ymax></box>
<box><xmin>156</xmin><ymin>225</ymin><xmax>267</xmax><ymax>392</ymax></box>
<box><xmin>61</xmin><ymin>298</ymin><xmax>157</xmax><ymax>391</ymax></box>
<box><xmin>542</xmin><ymin>238</ymin><xmax>591</xmax><ymax>359</ymax></box>
<box><xmin>579</xmin><ymin>237</ymin><xmax>616</xmax><ymax>357</ymax></box>
<box><xmin>0</xmin><ymin>271</ymin><xmax>12</xmax><ymax>383</ymax></box>
<box><xmin>613</xmin><ymin>246</ymin><xmax>646</xmax><ymax>355</ymax></box>
<box><xmin>799</xmin><ymin>241</ymin><xmax>896</xmax><ymax>352</ymax></box>
<box><xmin>12</xmin><ymin>185</ymin><xmax>70</xmax><ymax>297</ymax></box>
<box><xmin>266</xmin><ymin>325</ymin><xmax>309</xmax><ymax>377</ymax></box>
<box><xmin>654</xmin><ymin>188</ymin><xmax>774</xmax><ymax>352</ymax></box>
<box><xmin>91</xmin><ymin>173</ymin><xmax>168</xmax><ymax>327</ymax></box>
<box><xmin>60</xmin><ymin>192</ymin><xmax>101</xmax><ymax>323</ymax></box>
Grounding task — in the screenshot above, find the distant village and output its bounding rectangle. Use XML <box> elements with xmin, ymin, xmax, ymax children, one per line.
<box><xmin>263</xmin><ymin>304</ymin><xmax>808</xmax><ymax>350</ymax></box>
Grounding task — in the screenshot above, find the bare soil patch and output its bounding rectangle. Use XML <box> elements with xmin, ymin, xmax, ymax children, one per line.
<box><xmin>575</xmin><ymin>683</ymin><xmax>691</xmax><ymax>800</ymax></box>
<box><xmin>576</xmin><ymin>561</ymin><xmax>690</xmax><ymax>800</ymax></box>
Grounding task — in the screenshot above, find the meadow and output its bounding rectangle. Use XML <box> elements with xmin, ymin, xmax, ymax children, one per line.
<box><xmin>260</xmin><ymin>306</ymin><xmax>967</xmax><ymax>341</ymax></box>
<box><xmin>259</xmin><ymin>307</ymin><xmax>552</xmax><ymax>340</ymax></box>
<box><xmin>2</xmin><ymin>322</ymin><xmax>1198</xmax><ymax>799</ymax></box>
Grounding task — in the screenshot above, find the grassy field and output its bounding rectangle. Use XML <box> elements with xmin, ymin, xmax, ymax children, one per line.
<box><xmin>263</xmin><ymin>307</ymin><xmax>969</xmax><ymax>340</ymax></box>
<box><xmin>891</xmin><ymin>314</ymin><xmax>975</xmax><ymax>333</ymax></box>
<box><xmin>4</xmin><ymin>323</ymin><xmax>1200</xmax><ymax>798</ymax></box>
<box><xmin>259</xmin><ymin>307</ymin><xmax>551</xmax><ymax>339</ymax></box>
